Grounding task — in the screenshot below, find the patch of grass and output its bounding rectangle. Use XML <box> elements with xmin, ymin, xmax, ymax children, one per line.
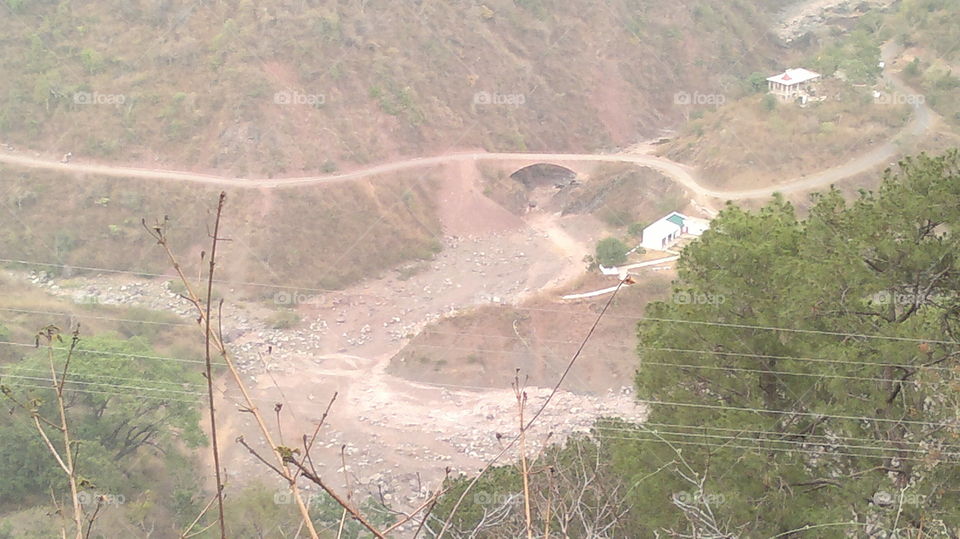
<box><xmin>266</xmin><ymin>310</ymin><xmax>301</xmax><ymax>330</ymax></box>
<box><xmin>396</xmin><ymin>261</ymin><xmax>432</xmax><ymax>281</ymax></box>
<box><xmin>115</xmin><ymin>306</ymin><xmax>185</xmax><ymax>339</ymax></box>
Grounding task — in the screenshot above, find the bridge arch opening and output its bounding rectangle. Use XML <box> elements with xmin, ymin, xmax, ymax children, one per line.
<box><xmin>509</xmin><ymin>163</ymin><xmax>578</xmax><ymax>188</ymax></box>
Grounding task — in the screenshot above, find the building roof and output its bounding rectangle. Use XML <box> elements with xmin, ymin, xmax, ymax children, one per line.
<box><xmin>666</xmin><ymin>214</ymin><xmax>685</xmax><ymax>226</ymax></box>
<box><xmin>643</xmin><ymin>212</ymin><xmax>686</xmax><ymax>239</ymax></box>
<box><xmin>767</xmin><ymin>68</ymin><xmax>821</xmax><ymax>86</ymax></box>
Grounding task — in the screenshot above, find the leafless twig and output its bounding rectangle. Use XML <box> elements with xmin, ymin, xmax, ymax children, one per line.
<box><xmin>143</xmin><ymin>195</ymin><xmax>320</xmax><ymax>538</ymax></box>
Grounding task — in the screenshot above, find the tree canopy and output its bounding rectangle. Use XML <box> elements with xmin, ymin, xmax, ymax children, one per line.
<box><xmin>625</xmin><ymin>151</ymin><xmax>960</xmax><ymax>535</ymax></box>
<box><xmin>0</xmin><ymin>334</ymin><xmax>205</xmax><ymax>503</ymax></box>
<box><xmin>596</xmin><ymin>237</ymin><xmax>630</xmax><ymax>267</ymax></box>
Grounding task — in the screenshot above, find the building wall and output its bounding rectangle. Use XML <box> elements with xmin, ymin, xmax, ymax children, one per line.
<box><xmin>768</xmin><ymin>80</ymin><xmax>818</xmax><ymax>103</ymax></box>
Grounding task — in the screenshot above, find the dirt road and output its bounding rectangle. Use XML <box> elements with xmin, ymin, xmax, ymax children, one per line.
<box><xmin>0</xmin><ymin>138</ymin><xmax>917</xmax><ymax>204</ymax></box>
<box><xmin>0</xmin><ymin>0</ymin><xmax>934</xmax><ymax>207</ymax></box>
<box><xmin>0</xmin><ymin>45</ymin><xmax>933</xmax><ymax>205</ymax></box>
<box><xmin>0</xmin><ymin>145</ymin><xmax>705</xmax><ymax>189</ymax></box>
<box><xmin>699</xmin><ymin>41</ymin><xmax>935</xmax><ymax>200</ymax></box>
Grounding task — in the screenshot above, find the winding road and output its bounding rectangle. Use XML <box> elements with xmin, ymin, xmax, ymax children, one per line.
<box><xmin>0</xmin><ymin>40</ymin><xmax>935</xmax><ymax>203</ymax></box>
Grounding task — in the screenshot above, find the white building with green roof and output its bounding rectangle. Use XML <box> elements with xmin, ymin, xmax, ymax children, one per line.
<box><xmin>640</xmin><ymin>211</ymin><xmax>710</xmax><ymax>251</ymax></box>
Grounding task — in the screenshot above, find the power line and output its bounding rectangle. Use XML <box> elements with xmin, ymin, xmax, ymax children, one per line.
<box><xmin>0</xmin><ymin>365</ymin><xmax>206</xmax><ymax>389</ymax></box>
<box><xmin>6</xmin><ymin>307</ymin><xmax>955</xmax><ymax>377</ymax></box>
<box><xmin>0</xmin><ymin>257</ymin><xmax>375</xmax><ymax>296</ymax></box>
<box><xmin>0</xmin><ymin>373</ymin><xmax>206</xmax><ymax>396</ymax></box>
<box><xmin>636</xmin><ymin>399</ymin><xmax>953</xmax><ymax>428</ymax></box>
<box><xmin>593</xmin><ymin>431</ymin><xmax>960</xmax><ymax>464</ymax></box>
<box><xmin>419</xmin><ymin>331</ymin><xmax>959</xmax><ymax>372</ymax></box>
<box><xmin>507</xmin><ymin>306</ymin><xmax>960</xmax><ymax>345</ymax></box>
<box><xmin>3</xmin><ymin>337</ymin><xmax>954</xmax><ymax>431</ymax></box>
<box><xmin>13</xmin><ymin>310</ymin><xmax>937</xmax><ymax>382</ymax></box>
<box><xmin>636</xmin><ymin>421</ymin><xmax>960</xmax><ymax>451</ymax></box>
<box><xmin>7</xmin><ymin>382</ymin><xmax>202</xmax><ymax>404</ymax></box>
<box><xmin>14</xmin><ymin>306</ymin><xmax>953</xmax><ymax>389</ymax></box>
<box><xmin>644</xmin><ymin>345</ymin><xmax>957</xmax><ymax>373</ymax></box>
<box><xmin>406</xmin><ymin>344</ymin><xmax>957</xmax><ymax>383</ymax></box>
<box><xmin>0</xmin><ymin>340</ymin><xmax>223</xmax><ymax>367</ymax></box>
<box><xmin>5</xmin><ymin>257</ymin><xmax>958</xmax><ymax>345</ymax></box>
<box><xmin>0</xmin><ymin>306</ymin><xmax>193</xmax><ymax>327</ymax></box>
<box><xmin>636</xmin><ymin>360</ymin><xmax>949</xmax><ymax>385</ymax></box>
<box><xmin>0</xmin><ymin>340</ymin><xmax>533</xmax><ymax>395</ymax></box>
<box><xmin>592</xmin><ymin>425</ymin><xmax>960</xmax><ymax>457</ymax></box>
<box><xmin>4</xmin><ymin>371</ymin><xmax>335</xmax><ymax>410</ymax></box>
<box><xmin>638</xmin><ymin>316</ymin><xmax>960</xmax><ymax>346</ymax></box>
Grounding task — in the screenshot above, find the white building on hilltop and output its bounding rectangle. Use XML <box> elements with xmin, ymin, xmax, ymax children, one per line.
<box><xmin>767</xmin><ymin>68</ymin><xmax>821</xmax><ymax>104</ymax></box>
<box><xmin>640</xmin><ymin>212</ymin><xmax>710</xmax><ymax>251</ymax></box>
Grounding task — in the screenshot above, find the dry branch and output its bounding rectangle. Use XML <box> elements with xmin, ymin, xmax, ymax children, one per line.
<box><xmin>143</xmin><ymin>195</ymin><xmax>320</xmax><ymax>538</ymax></box>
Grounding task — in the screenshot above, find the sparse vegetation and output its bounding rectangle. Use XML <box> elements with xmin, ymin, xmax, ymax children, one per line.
<box><xmin>663</xmin><ymin>79</ymin><xmax>910</xmax><ymax>189</ymax></box>
<box><xmin>0</xmin><ymin>1</ymin><xmax>789</xmax><ymax>175</ymax></box>
<box><xmin>0</xmin><ymin>166</ymin><xmax>443</xmax><ymax>291</ymax></box>
<box><xmin>267</xmin><ymin>309</ymin><xmax>301</xmax><ymax>330</ymax></box>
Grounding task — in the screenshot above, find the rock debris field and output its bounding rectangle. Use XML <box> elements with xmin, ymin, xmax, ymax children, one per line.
<box><xmin>14</xmin><ymin>220</ymin><xmax>649</xmax><ymax>516</ymax></box>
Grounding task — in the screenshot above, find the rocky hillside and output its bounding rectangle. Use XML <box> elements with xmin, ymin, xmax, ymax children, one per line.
<box><xmin>1</xmin><ymin>0</ymin><xmax>793</xmax><ymax>177</ymax></box>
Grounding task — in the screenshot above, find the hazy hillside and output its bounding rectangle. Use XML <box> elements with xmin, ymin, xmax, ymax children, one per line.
<box><xmin>1</xmin><ymin>0</ymin><xmax>791</xmax><ymax>176</ymax></box>
<box><xmin>8</xmin><ymin>1</ymin><xmax>960</xmax><ymax>538</ymax></box>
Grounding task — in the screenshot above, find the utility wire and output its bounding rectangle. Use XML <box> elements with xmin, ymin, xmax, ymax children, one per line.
<box><xmin>4</xmin><ymin>257</ymin><xmax>957</xmax><ymax>344</ymax></box>
<box><xmin>636</xmin><ymin>399</ymin><xmax>954</xmax><ymax>428</ymax></box>
<box><xmin>0</xmin><ymin>340</ymin><xmax>224</xmax><ymax>367</ymax></box>
<box><xmin>417</xmin><ymin>332</ymin><xmax>959</xmax><ymax>372</ymax></box>
<box><xmin>0</xmin><ymin>257</ymin><xmax>373</xmax><ymax>296</ymax></box>
<box><xmin>0</xmin><ymin>365</ymin><xmax>206</xmax><ymax>389</ymax></box>
<box><xmin>6</xmin><ymin>382</ymin><xmax>202</xmax><ymax>403</ymax></box>
<box><xmin>8</xmin><ymin>306</ymin><xmax>955</xmax><ymax>374</ymax></box>
<box><xmin>592</xmin><ymin>425</ymin><xmax>960</xmax><ymax>456</ymax></box>
<box><xmin>0</xmin><ymin>373</ymin><xmax>206</xmax><ymax>396</ymax></box>
<box><xmin>407</xmin><ymin>344</ymin><xmax>957</xmax><ymax>382</ymax></box>
<box><xmin>635</xmin><ymin>421</ymin><xmax>960</xmax><ymax>450</ymax></box>
<box><xmin>0</xmin><ymin>306</ymin><xmax>193</xmax><ymax>327</ymax></box>
<box><xmin>593</xmin><ymin>432</ymin><xmax>960</xmax><ymax>464</ymax></box>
